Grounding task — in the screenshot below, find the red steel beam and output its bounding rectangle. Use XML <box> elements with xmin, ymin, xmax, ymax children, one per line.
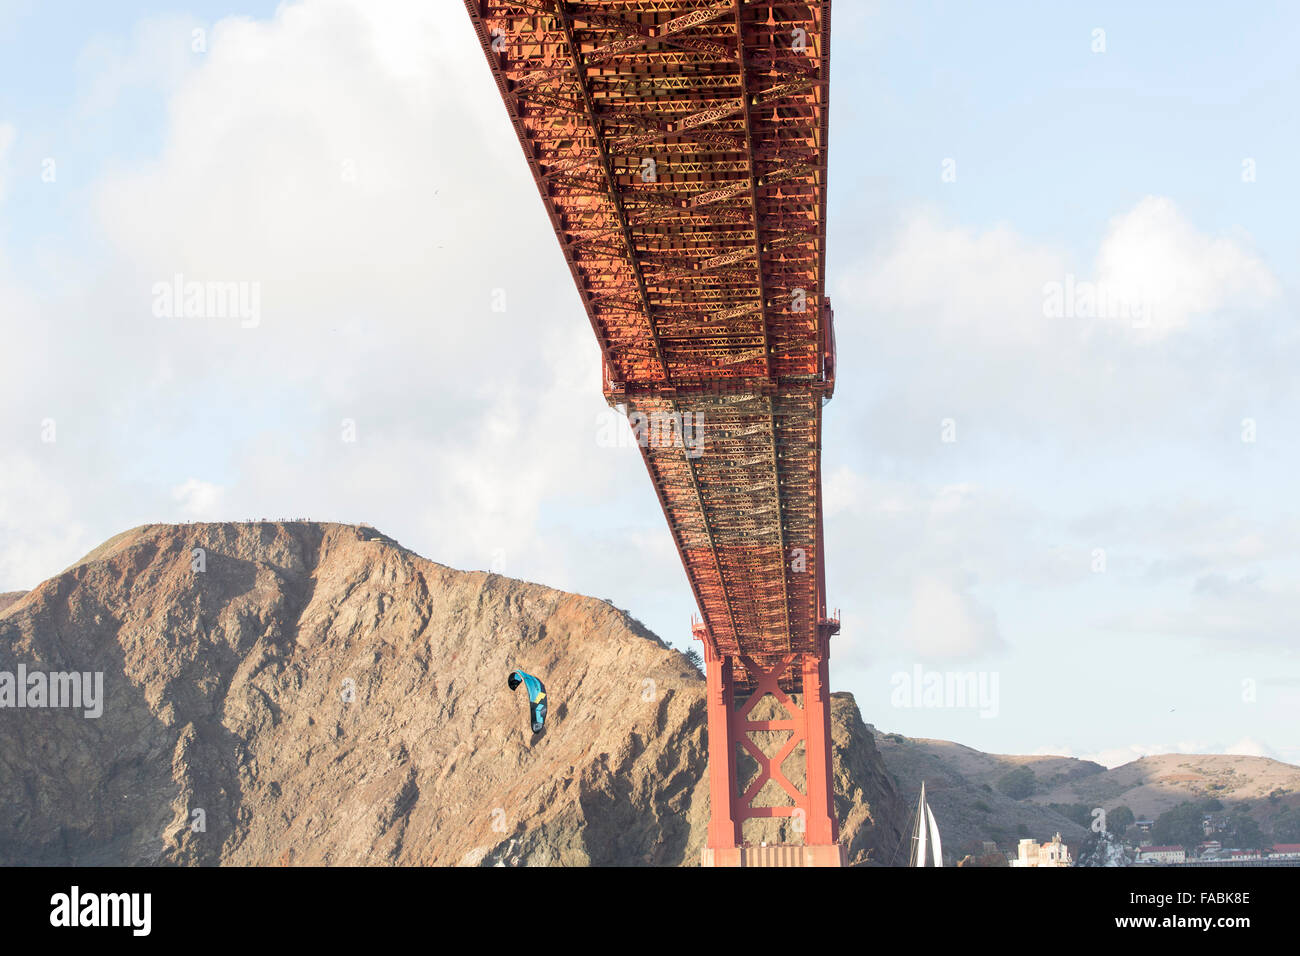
<box><xmin>465</xmin><ymin>0</ymin><xmax>842</xmax><ymax>863</ymax></box>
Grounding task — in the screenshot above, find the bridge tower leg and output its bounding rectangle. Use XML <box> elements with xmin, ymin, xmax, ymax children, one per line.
<box><xmin>801</xmin><ymin>630</ymin><xmax>837</xmax><ymax>849</ymax></box>
<box><xmin>694</xmin><ymin>624</ymin><xmax>846</xmax><ymax>867</ymax></box>
<box><xmin>702</xmin><ymin>639</ymin><xmax>741</xmax><ymax>851</ymax></box>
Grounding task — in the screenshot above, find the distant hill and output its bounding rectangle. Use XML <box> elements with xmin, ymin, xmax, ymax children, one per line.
<box><xmin>876</xmin><ymin>735</ymin><xmax>1106</xmax><ymax>791</ymax></box>
<box><xmin>1029</xmin><ymin>753</ymin><xmax>1300</xmax><ymax>823</ymax></box>
<box><xmin>0</xmin><ymin>592</ymin><xmax>25</xmax><ymax>615</ymax></box>
<box><xmin>870</xmin><ymin>731</ymin><xmax>1100</xmax><ymax>860</ymax></box>
<box><xmin>870</xmin><ymin>730</ymin><xmax>1300</xmax><ymax>859</ymax></box>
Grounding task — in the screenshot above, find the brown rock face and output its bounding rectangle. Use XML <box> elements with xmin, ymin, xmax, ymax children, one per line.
<box><xmin>0</xmin><ymin>522</ymin><xmax>903</xmax><ymax>865</ymax></box>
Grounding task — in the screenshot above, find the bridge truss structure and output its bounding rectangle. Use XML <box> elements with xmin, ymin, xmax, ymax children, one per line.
<box><xmin>465</xmin><ymin>0</ymin><xmax>843</xmax><ymax>866</ymax></box>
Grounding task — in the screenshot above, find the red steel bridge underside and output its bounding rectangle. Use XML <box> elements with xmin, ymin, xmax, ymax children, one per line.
<box><xmin>466</xmin><ymin>0</ymin><xmax>843</xmax><ymax>866</ymax></box>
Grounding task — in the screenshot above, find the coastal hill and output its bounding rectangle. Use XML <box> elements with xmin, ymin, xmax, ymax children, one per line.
<box><xmin>872</xmin><ymin>733</ymin><xmax>1300</xmax><ymax>858</ymax></box>
<box><xmin>0</xmin><ymin>521</ymin><xmax>905</xmax><ymax>865</ymax></box>
<box><xmin>4</xmin><ymin>520</ymin><xmax>1291</xmax><ymax>865</ymax></box>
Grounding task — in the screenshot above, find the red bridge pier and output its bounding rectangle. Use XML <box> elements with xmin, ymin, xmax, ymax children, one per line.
<box><xmin>694</xmin><ymin>618</ymin><xmax>845</xmax><ymax>867</ymax></box>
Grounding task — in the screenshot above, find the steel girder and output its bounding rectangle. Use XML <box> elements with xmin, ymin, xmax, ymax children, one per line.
<box><xmin>465</xmin><ymin>0</ymin><xmax>837</xmax><ymax>692</ymax></box>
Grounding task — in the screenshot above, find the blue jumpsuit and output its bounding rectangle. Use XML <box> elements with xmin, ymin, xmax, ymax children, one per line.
<box><xmin>508</xmin><ymin>670</ymin><xmax>548</xmax><ymax>732</ymax></box>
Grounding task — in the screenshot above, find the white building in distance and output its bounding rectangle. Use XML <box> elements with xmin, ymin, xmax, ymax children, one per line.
<box><xmin>1136</xmin><ymin>845</ymin><xmax>1186</xmax><ymax>864</ymax></box>
<box><xmin>1010</xmin><ymin>832</ymin><xmax>1072</xmax><ymax>867</ymax></box>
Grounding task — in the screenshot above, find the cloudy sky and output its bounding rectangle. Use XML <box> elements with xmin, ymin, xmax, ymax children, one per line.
<box><xmin>1</xmin><ymin>0</ymin><xmax>1296</xmax><ymax>767</ymax></box>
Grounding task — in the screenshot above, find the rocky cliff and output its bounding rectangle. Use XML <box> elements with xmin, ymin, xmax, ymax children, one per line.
<box><xmin>0</xmin><ymin>522</ymin><xmax>904</xmax><ymax>865</ymax></box>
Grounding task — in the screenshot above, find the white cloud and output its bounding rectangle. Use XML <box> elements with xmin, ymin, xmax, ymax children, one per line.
<box><xmin>832</xmin><ymin>198</ymin><xmax>1287</xmax><ymax>456</ymax></box>
<box><xmin>822</xmin><ymin>197</ymin><xmax>1298</xmax><ymax>663</ymax></box>
<box><xmin>171</xmin><ymin>478</ymin><xmax>224</xmax><ymax>518</ymax></box>
<box><xmin>1101</xmin><ymin>588</ymin><xmax>1300</xmax><ymax>653</ymax></box>
<box><xmin>76</xmin><ymin>15</ymin><xmax>204</xmax><ymax>118</ymax></box>
<box><xmin>1224</xmin><ymin>736</ymin><xmax>1279</xmax><ymax>760</ymax></box>
<box><xmin>0</xmin><ymin>0</ymin><xmax>673</xmax><ymax>629</ymax></box>
<box><xmin>0</xmin><ymin>450</ymin><xmax>91</xmax><ymax>589</ymax></box>
<box><xmin>901</xmin><ymin>574</ymin><xmax>1004</xmax><ymax>660</ymax></box>
<box><xmin>825</xmin><ymin>470</ymin><xmax>1052</xmax><ymax>588</ymax></box>
<box><xmin>1095</xmin><ymin>196</ymin><xmax>1280</xmax><ymax>339</ymax></box>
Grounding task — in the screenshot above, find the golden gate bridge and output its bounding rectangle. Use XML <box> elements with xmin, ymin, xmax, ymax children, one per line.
<box><xmin>465</xmin><ymin>0</ymin><xmax>842</xmax><ymax>866</ymax></box>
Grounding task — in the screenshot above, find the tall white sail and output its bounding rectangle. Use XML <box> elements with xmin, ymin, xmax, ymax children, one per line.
<box><xmin>926</xmin><ymin>802</ymin><xmax>943</xmax><ymax>867</ymax></box>
<box><xmin>914</xmin><ymin>781</ymin><xmax>928</xmax><ymax>867</ymax></box>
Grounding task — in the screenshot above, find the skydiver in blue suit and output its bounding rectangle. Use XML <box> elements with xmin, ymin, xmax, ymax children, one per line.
<box><xmin>508</xmin><ymin>669</ymin><xmax>548</xmax><ymax>733</ymax></box>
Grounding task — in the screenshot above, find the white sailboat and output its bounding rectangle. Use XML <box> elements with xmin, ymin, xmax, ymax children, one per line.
<box><xmin>908</xmin><ymin>781</ymin><xmax>944</xmax><ymax>867</ymax></box>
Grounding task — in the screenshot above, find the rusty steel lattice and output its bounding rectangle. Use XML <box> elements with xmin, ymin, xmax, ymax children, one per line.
<box><xmin>464</xmin><ymin>0</ymin><xmax>839</xmax><ymax>696</ymax></box>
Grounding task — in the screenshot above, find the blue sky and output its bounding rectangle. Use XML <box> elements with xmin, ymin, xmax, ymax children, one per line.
<box><xmin>0</xmin><ymin>0</ymin><xmax>1296</xmax><ymax>768</ymax></box>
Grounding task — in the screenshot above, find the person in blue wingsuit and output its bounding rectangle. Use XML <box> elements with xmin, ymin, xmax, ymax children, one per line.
<box><xmin>508</xmin><ymin>669</ymin><xmax>547</xmax><ymax>733</ymax></box>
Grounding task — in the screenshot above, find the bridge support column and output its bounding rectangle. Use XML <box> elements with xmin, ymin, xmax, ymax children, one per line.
<box><xmin>702</xmin><ymin>638</ymin><xmax>741</xmax><ymax>853</ymax></box>
<box><xmin>800</xmin><ymin>633</ymin><xmax>838</xmax><ymax>848</ymax></box>
<box><xmin>694</xmin><ymin>626</ymin><xmax>845</xmax><ymax>867</ymax></box>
